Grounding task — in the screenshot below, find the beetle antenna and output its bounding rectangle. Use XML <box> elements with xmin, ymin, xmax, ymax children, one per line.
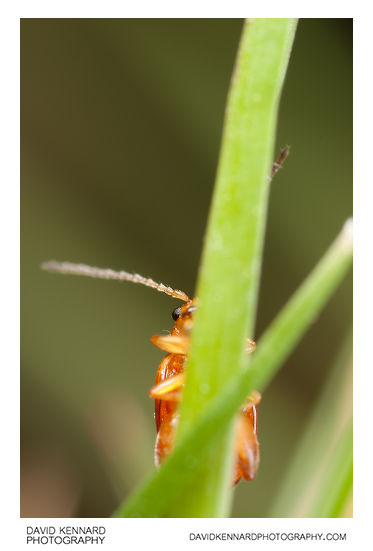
<box><xmin>41</xmin><ymin>261</ymin><xmax>190</xmax><ymax>302</ymax></box>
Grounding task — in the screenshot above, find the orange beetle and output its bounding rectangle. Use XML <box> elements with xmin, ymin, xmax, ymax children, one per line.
<box><xmin>42</xmin><ymin>147</ymin><xmax>289</xmax><ymax>485</ymax></box>
<box><xmin>149</xmin><ymin>297</ymin><xmax>261</xmax><ymax>484</ymax></box>
<box><xmin>42</xmin><ymin>262</ymin><xmax>260</xmax><ymax>483</ymax></box>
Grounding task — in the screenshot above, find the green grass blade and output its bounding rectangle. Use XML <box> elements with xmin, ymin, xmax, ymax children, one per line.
<box><xmin>239</xmin><ymin>220</ymin><xmax>353</xmax><ymax>395</ymax></box>
<box><xmin>114</xmin><ymin>220</ymin><xmax>352</xmax><ymax>517</ymax></box>
<box><xmin>174</xmin><ymin>17</ymin><xmax>298</xmax><ymax>518</ymax></box>
<box><xmin>270</xmin><ymin>331</ymin><xmax>353</xmax><ymax>517</ymax></box>
<box><xmin>310</xmin><ymin>419</ymin><xmax>353</xmax><ymax>518</ymax></box>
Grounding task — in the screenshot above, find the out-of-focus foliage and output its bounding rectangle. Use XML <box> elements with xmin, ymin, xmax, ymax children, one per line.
<box><xmin>21</xmin><ymin>19</ymin><xmax>352</xmax><ymax>517</ymax></box>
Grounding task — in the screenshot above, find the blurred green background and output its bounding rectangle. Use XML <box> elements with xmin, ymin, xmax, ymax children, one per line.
<box><xmin>21</xmin><ymin>18</ymin><xmax>352</xmax><ymax>518</ymax></box>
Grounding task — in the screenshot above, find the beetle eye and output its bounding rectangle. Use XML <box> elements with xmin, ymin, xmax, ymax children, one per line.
<box><xmin>172</xmin><ymin>306</ymin><xmax>181</xmax><ymax>321</ymax></box>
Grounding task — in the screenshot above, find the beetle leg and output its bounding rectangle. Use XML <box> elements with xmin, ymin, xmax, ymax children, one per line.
<box><xmin>154</xmin><ymin>335</ymin><xmax>254</xmax><ymax>355</ymax></box>
<box><xmin>234</xmin><ymin>392</ymin><xmax>261</xmax><ymax>484</ymax></box>
<box><xmin>245</xmin><ymin>338</ymin><xmax>256</xmax><ymax>354</ymax></box>
<box><xmin>149</xmin><ymin>372</ymin><xmax>185</xmax><ymax>402</ymax></box>
<box><xmin>151</xmin><ymin>334</ymin><xmax>190</xmax><ymax>354</ymax></box>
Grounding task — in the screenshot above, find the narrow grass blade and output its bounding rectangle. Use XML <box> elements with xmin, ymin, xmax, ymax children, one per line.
<box><xmin>240</xmin><ymin>219</ymin><xmax>353</xmax><ymax>395</ymax></box>
<box><xmin>114</xmin><ymin>220</ymin><xmax>352</xmax><ymax>517</ymax></box>
<box><xmin>310</xmin><ymin>419</ymin><xmax>353</xmax><ymax>518</ymax></box>
<box><xmin>270</xmin><ymin>331</ymin><xmax>353</xmax><ymax>517</ymax></box>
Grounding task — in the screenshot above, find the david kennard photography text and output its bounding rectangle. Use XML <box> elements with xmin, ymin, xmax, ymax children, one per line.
<box><xmin>26</xmin><ymin>526</ymin><xmax>106</xmax><ymax>545</ymax></box>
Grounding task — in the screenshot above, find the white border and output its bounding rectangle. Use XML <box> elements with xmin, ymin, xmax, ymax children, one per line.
<box><xmin>2</xmin><ymin>3</ymin><xmax>370</xmax><ymax>550</ymax></box>
<box><xmin>15</xmin><ymin>1</ymin><xmax>354</xmax><ymax>18</ymax></box>
<box><xmin>18</xmin><ymin>518</ymin><xmax>354</xmax><ymax>549</ymax></box>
